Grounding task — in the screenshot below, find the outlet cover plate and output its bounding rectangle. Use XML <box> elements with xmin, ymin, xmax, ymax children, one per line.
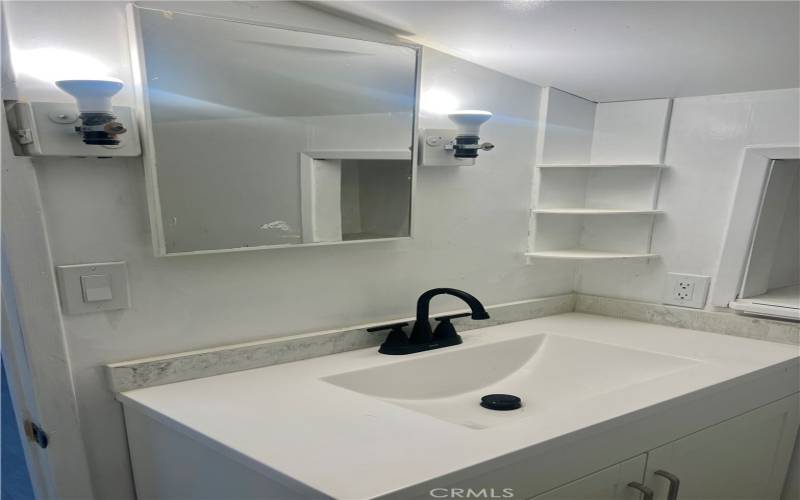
<box><xmin>663</xmin><ymin>273</ymin><xmax>711</xmax><ymax>309</ymax></box>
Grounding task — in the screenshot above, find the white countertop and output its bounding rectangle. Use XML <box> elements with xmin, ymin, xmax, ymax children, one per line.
<box><xmin>118</xmin><ymin>313</ymin><xmax>800</xmax><ymax>499</ymax></box>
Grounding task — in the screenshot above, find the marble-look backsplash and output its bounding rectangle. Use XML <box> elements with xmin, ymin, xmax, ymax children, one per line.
<box><xmin>107</xmin><ymin>293</ymin><xmax>799</xmax><ymax>393</ymax></box>
<box><xmin>576</xmin><ymin>294</ymin><xmax>800</xmax><ymax>345</ymax></box>
<box><xmin>106</xmin><ymin>294</ymin><xmax>576</xmax><ymax>392</ymax></box>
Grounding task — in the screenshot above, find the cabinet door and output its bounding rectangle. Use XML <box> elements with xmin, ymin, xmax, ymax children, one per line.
<box><xmin>644</xmin><ymin>395</ymin><xmax>799</xmax><ymax>500</ymax></box>
<box><xmin>530</xmin><ymin>455</ymin><xmax>647</xmax><ymax>500</ymax></box>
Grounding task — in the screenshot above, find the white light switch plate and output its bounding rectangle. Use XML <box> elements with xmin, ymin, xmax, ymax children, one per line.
<box><xmin>663</xmin><ymin>272</ymin><xmax>711</xmax><ymax>309</ymax></box>
<box><xmin>56</xmin><ymin>262</ymin><xmax>130</xmax><ymax>315</ymax></box>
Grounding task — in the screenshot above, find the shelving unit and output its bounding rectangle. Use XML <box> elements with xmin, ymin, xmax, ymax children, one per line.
<box><xmin>536</xmin><ymin>163</ymin><xmax>666</xmax><ymax>169</ymax></box>
<box><xmin>529</xmin><ymin>164</ymin><xmax>665</xmax><ymax>260</ymax></box>
<box><xmin>527</xmin><ymin>89</ymin><xmax>672</xmax><ymax>262</ymax></box>
<box><xmin>533</xmin><ymin>209</ymin><xmax>664</xmax><ymax>215</ymax></box>
<box><xmin>525</xmin><ymin>250</ymin><xmax>659</xmax><ymax>261</ymax></box>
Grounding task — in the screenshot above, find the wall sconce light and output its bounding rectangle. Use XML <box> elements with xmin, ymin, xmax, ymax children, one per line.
<box><xmin>11</xmin><ymin>77</ymin><xmax>140</xmax><ymax>157</ymax></box>
<box><xmin>420</xmin><ymin>109</ymin><xmax>495</xmax><ymax>166</ymax></box>
<box><xmin>55</xmin><ymin>78</ymin><xmax>127</xmax><ymax>145</ymax></box>
<box><xmin>446</xmin><ymin>110</ymin><xmax>495</xmax><ymax>158</ymax></box>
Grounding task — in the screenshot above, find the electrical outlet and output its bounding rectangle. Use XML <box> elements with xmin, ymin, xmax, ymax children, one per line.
<box><xmin>674</xmin><ymin>279</ymin><xmax>694</xmax><ymax>301</ymax></box>
<box><xmin>663</xmin><ymin>273</ymin><xmax>711</xmax><ymax>309</ymax></box>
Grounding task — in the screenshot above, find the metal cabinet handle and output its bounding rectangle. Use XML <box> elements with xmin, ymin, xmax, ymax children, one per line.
<box><xmin>654</xmin><ymin>470</ymin><xmax>681</xmax><ymax>500</ymax></box>
<box><xmin>627</xmin><ymin>482</ymin><xmax>654</xmax><ymax>500</ymax></box>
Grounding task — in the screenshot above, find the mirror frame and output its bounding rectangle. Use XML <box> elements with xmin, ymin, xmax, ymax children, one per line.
<box><xmin>127</xmin><ymin>4</ymin><xmax>422</xmax><ymax>256</ymax></box>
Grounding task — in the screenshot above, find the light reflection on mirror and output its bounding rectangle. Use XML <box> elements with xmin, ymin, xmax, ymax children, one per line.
<box><xmin>420</xmin><ymin>88</ymin><xmax>460</xmax><ymax>115</ymax></box>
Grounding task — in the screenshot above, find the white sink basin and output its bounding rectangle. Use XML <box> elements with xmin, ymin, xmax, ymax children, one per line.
<box><xmin>324</xmin><ymin>333</ymin><xmax>700</xmax><ymax>429</ymax></box>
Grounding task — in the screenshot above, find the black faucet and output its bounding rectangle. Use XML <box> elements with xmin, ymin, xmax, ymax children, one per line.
<box><xmin>367</xmin><ymin>288</ymin><xmax>490</xmax><ymax>355</ymax></box>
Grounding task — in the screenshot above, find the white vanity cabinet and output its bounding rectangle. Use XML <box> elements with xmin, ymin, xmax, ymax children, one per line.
<box><xmin>643</xmin><ymin>395</ymin><xmax>798</xmax><ymax>500</ymax></box>
<box><xmin>531</xmin><ymin>396</ymin><xmax>799</xmax><ymax>500</ymax></box>
<box><xmin>530</xmin><ymin>455</ymin><xmax>647</xmax><ymax>500</ymax></box>
<box><xmin>121</xmin><ymin>388</ymin><xmax>800</xmax><ymax>500</ymax></box>
<box><xmin>116</xmin><ymin>314</ymin><xmax>800</xmax><ymax>500</ymax></box>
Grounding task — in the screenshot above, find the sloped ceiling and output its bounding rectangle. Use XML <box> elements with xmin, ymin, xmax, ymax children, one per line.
<box><xmin>320</xmin><ymin>0</ymin><xmax>800</xmax><ymax>102</ymax></box>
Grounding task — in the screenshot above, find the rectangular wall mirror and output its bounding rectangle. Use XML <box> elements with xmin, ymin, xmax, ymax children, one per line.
<box><xmin>129</xmin><ymin>6</ymin><xmax>420</xmax><ymax>256</ymax></box>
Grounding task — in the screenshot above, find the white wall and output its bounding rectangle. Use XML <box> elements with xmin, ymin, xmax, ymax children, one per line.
<box><xmin>538</xmin><ymin>87</ymin><xmax>595</xmax><ymax>164</ymax></box>
<box><xmin>576</xmin><ymin>88</ymin><xmax>800</xmax><ymax>302</ymax></box>
<box><xmin>4</xmin><ymin>2</ymin><xmax>574</xmax><ymax>498</ymax></box>
<box><xmin>590</xmin><ymin>99</ymin><xmax>670</xmax><ymax>164</ymax></box>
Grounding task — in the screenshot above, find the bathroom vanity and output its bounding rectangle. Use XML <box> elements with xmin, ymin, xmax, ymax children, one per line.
<box><xmin>118</xmin><ymin>313</ymin><xmax>799</xmax><ymax>499</ymax></box>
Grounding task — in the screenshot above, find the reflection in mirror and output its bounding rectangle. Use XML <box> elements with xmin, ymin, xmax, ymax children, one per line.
<box><xmin>131</xmin><ymin>7</ymin><xmax>419</xmax><ymax>255</ymax></box>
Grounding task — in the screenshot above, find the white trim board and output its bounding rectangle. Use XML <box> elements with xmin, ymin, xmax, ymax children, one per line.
<box><xmin>1</xmin><ymin>106</ymin><xmax>95</xmax><ymax>498</ymax></box>
<box><xmin>711</xmin><ymin>145</ymin><xmax>800</xmax><ymax>307</ymax></box>
<box><xmin>2</xmin><ymin>274</ymin><xmax>49</xmax><ymax>500</ymax></box>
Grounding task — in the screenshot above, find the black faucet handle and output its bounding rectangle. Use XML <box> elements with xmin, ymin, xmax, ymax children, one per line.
<box><xmin>368</xmin><ymin>322</ymin><xmax>409</xmax><ymax>345</ymax></box>
<box><xmin>432</xmin><ymin>314</ymin><xmax>467</xmax><ymax>342</ymax></box>
<box><xmin>367</xmin><ymin>322</ymin><xmax>409</xmax><ymax>333</ymax></box>
<box><xmin>369</xmin><ymin>322</ymin><xmax>411</xmax><ymax>355</ymax></box>
<box><xmin>434</xmin><ymin>312</ymin><xmax>471</xmax><ymax>322</ymax></box>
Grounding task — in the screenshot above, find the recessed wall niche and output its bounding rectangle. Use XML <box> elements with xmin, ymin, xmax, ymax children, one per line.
<box><xmin>732</xmin><ymin>159</ymin><xmax>800</xmax><ymax>320</ymax></box>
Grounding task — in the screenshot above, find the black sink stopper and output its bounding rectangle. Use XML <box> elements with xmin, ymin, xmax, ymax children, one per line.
<box><xmin>480</xmin><ymin>394</ymin><xmax>522</xmax><ymax>411</ymax></box>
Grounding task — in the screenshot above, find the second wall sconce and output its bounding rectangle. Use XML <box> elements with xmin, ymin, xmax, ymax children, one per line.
<box><xmin>421</xmin><ymin>110</ymin><xmax>495</xmax><ymax>167</ymax></box>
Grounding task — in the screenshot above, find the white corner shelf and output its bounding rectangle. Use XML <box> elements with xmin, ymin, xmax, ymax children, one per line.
<box><xmin>525</xmin><ymin>249</ymin><xmax>660</xmax><ymax>261</ymax></box>
<box><xmin>533</xmin><ymin>209</ymin><xmax>664</xmax><ymax>215</ymax></box>
<box><xmin>536</xmin><ymin>163</ymin><xmax>667</xmax><ymax>169</ymax></box>
<box><xmin>528</xmin><ymin>90</ymin><xmax>673</xmax><ymax>262</ymax></box>
<box><xmin>303</xmin><ymin>149</ymin><xmax>411</xmax><ymax>160</ymax></box>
